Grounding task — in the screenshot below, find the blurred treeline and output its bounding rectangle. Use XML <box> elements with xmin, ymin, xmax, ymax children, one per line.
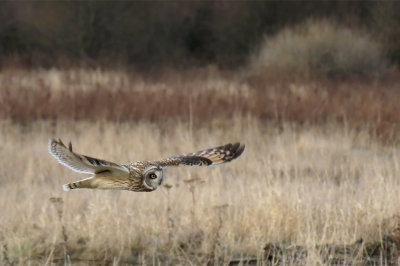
<box><xmin>0</xmin><ymin>1</ymin><xmax>399</xmax><ymax>68</ymax></box>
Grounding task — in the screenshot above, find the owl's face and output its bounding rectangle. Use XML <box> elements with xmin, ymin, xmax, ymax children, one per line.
<box><xmin>142</xmin><ymin>165</ymin><xmax>163</xmax><ymax>190</ymax></box>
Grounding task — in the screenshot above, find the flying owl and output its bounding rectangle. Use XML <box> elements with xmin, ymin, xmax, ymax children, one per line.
<box><xmin>48</xmin><ymin>139</ymin><xmax>245</xmax><ymax>192</ymax></box>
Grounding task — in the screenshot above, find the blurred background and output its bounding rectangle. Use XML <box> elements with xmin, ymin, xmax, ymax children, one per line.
<box><xmin>0</xmin><ymin>1</ymin><xmax>399</xmax><ymax>69</ymax></box>
<box><xmin>1</xmin><ymin>1</ymin><xmax>400</xmax><ymax>140</ymax></box>
<box><xmin>2</xmin><ymin>2</ymin><xmax>400</xmax><ymax>264</ymax></box>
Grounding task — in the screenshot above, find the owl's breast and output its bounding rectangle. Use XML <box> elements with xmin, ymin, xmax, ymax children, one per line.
<box><xmin>123</xmin><ymin>162</ymin><xmax>151</xmax><ymax>192</ymax></box>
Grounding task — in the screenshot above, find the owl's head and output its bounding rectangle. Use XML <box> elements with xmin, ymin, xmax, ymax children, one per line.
<box><xmin>142</xmin><ymin>165</ymin><xmax>163</xmax><ymax>190</ymax></box>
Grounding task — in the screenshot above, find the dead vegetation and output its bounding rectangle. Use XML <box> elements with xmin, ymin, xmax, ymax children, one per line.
<box><xmin>1</xmin><ymin>68</ymin><xmax>400</xmax><ymax>143</ymax></box>
<box><xmin>1</xmin><ymin>118</ymin><xmax>400</xmax><ymax>264</ymax></box>
<box><xmin>249</xmin><ymin>19</ymin><xmax>387</xmax><ymax>79</ymax></box>
<box><xmin>1</xmin><ymin>64</ymin><xmax>400</xmax><ymax>264</ymax></box>
<box><xmin>263</xmin><ymin>235</ymin><xmax>400</xmax><ymax>265</ymax></box>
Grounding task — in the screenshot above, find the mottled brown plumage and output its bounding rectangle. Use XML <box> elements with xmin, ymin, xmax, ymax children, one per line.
<box><xmin>49</xmin><ymin>139</ymin><xmax>245</xmax><ymax>192</ymax></box>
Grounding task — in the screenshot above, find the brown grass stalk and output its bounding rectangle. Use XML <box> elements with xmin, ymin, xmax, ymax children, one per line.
<box><xmin>1</xmin><ymin>243</ymin><xmax>11</xmax><ymax>266</ymax></box>
<box><xmin>49</xmin><ymin>197</ymin><xmax>70</xmax><ymax>263</ymax></box>
<box><xmin>164</xmin><ymin>184</ymin><xmax>174</xmax><ymax>245</ymax></box>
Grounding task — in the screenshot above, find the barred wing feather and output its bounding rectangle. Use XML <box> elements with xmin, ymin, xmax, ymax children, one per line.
<box><xmin>48</xmin><ymin>139</ymin><xmax>129</xmax><ymax>175</ymax></box>
<box><xmin>155</xmin><ymin>142</ymin><xmax>245</xmax><ymax>167</ymax></box>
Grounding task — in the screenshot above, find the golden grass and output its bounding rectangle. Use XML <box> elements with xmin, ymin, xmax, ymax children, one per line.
<box><xmin>1</xmin><ymin>118</ymin><xmax>400</xmax><ymax>264</ymax></box>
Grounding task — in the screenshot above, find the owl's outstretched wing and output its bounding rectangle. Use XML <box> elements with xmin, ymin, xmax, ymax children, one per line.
<box><xmin>48</xmin><ymin>139</ymin><xmax>129</xmax><ymax>175</ymax></box>
<box><xmin>154</xmin><ymin>142</ymin><xmax>245</xmax><ymax>167</ymax></box>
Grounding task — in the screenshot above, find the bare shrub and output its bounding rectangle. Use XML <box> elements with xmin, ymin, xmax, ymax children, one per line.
<box><xmin>249</xmin><ymin>19</ymin><xmax>388</xmax><ymax>79</ymax></box>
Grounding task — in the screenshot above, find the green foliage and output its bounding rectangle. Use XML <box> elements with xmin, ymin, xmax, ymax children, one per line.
<box><xmin>250</xmin><ymin>20</ymin><xmax>387</xmax><ymax>78</ymax></box>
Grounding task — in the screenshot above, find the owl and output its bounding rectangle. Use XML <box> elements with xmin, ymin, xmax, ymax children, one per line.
<box><xmin>48</xmin><ymin>139</ymin><xmax>245</xmax><ymax>192</ymax></box>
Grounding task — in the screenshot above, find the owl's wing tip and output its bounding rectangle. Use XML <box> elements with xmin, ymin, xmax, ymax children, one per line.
<box><xmin>49</xmin><ymin>138</ymin><xmax>66</xmax><ymax>148</ymax></box>
<box><xmin>48</xmin><ymin>138</ymin><xmax>57</xmax><ymax>154</ymax></box>
<box><xmin>230</xmin><ymin>142</ymin><xmax>245</xmax><ymax>160</ymax></box>
<box><xmin>48</xmin><ymin>138</ymin><xmax>67</xmax><ymax>155</ymax></box>
<box><xmin>48</xmin><ymin>138</ymin><xmax>56</xmax><ymax>146</ymax></box>
<box><xmin>237</xmin><ymin>142</ymin><xmax>245</xmax><ymax>156</ymax></box>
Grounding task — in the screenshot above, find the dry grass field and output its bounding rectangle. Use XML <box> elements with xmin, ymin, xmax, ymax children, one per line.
<box><xmin>2</xmin><ymin>68</ymin><xmax>400</xmax><ymax>144</ymax></box>
<box><xmin>1</xmin><ymin>68</ymin><xmax>400</xmax><ymax>264</ymax></box>
<box><xmin>1</xmin><ymin>118</ymin><xmax>400</xmax><ymax>264</ymax></box>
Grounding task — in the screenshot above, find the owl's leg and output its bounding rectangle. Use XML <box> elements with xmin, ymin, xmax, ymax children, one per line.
<box><xmin>63</xmin><ymin>174</ymin><xmax>128</xmax><ymax>191</ymax></box>
<box><xmin>62</xmin><ymin>176</ymin><xmax>96</xmax><ymax>191</ymax></box>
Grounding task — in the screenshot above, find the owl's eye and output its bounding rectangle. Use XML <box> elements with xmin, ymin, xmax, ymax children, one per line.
<box><xmin>149</xmin><ymin>173</ymin><xmax>157</xmax><ymax>179</ymax></box>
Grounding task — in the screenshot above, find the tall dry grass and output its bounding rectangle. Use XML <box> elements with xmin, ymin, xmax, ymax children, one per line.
<box><xmin>2</xmin><ymin>67</ymin><xmax>400</xmax><ymax>143</ymax></box>
<box><xmin>1</xmin><ymin>118</ymin><xmax>400</xmax><ymax>264</ymax></box>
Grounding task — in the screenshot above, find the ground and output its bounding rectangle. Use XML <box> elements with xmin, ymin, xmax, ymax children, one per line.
<box><xmin>1</xmin><ymin>69</ymin><xmax>400</xmax><ymax>264</ymax></box>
